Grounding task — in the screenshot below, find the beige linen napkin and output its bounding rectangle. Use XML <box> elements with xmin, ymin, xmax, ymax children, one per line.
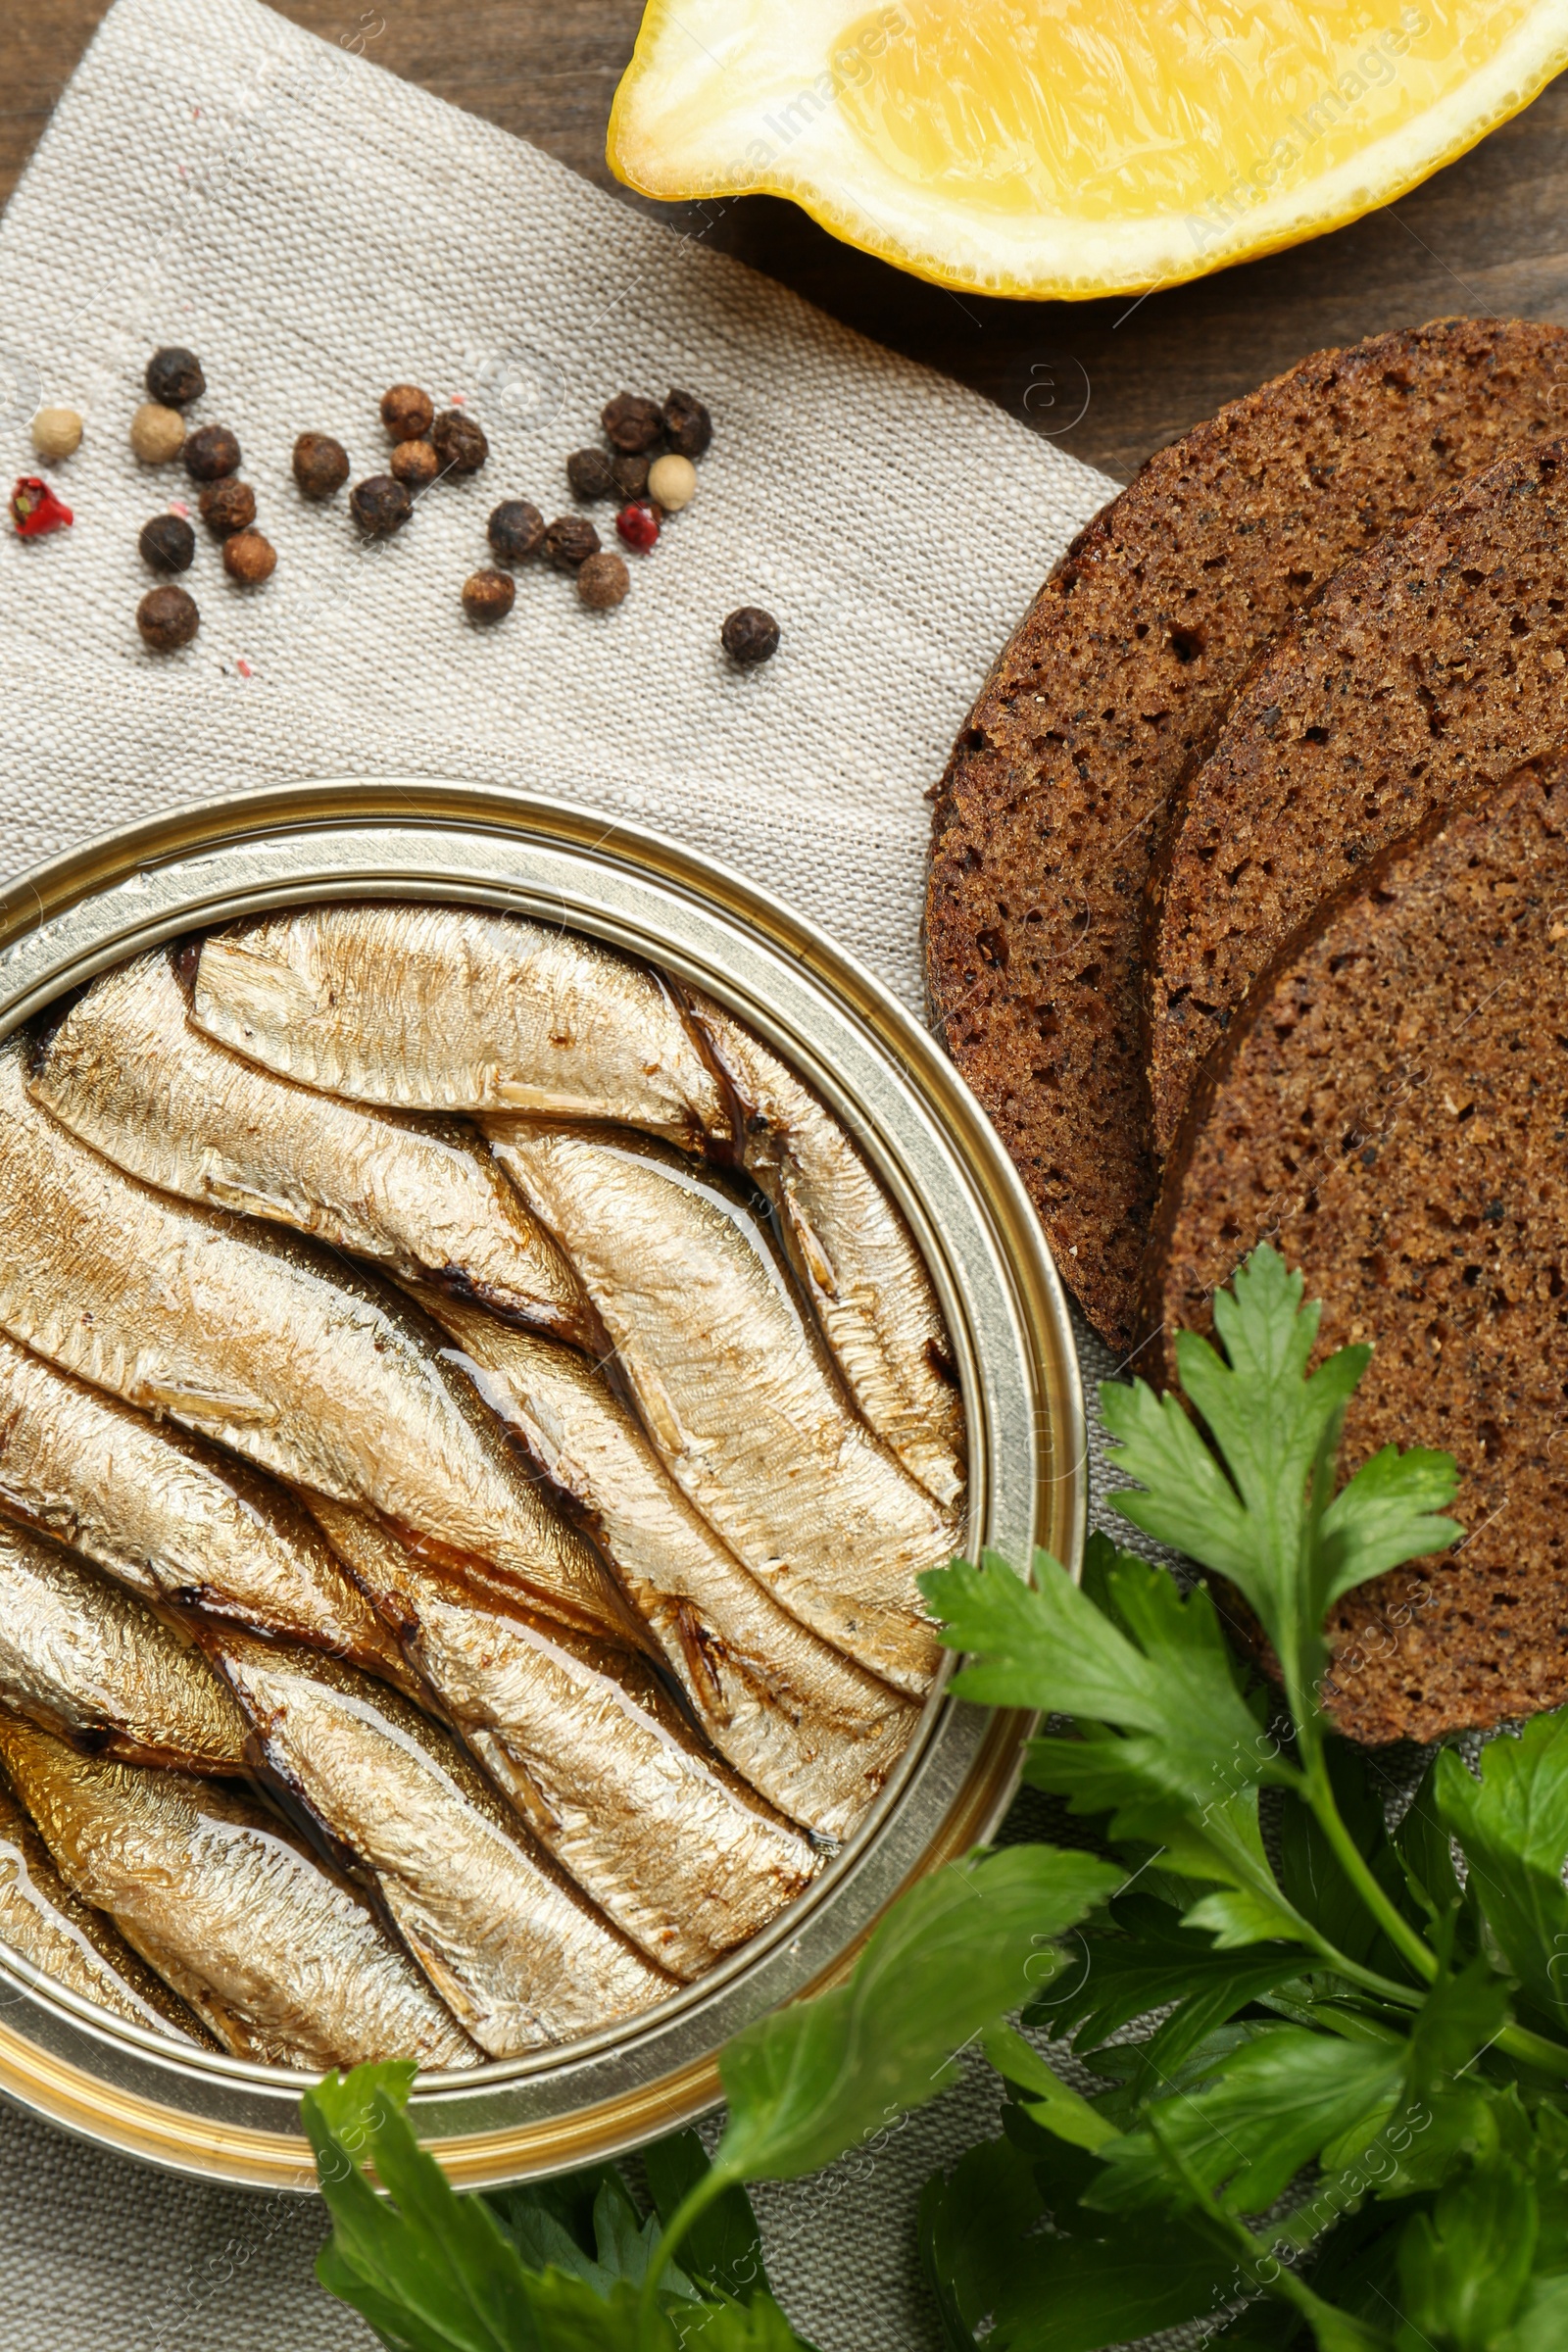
<box><xmin>0</xmin><ymin>3</ymin><xmax>1122</xmax><ymax>2344</ymax></box>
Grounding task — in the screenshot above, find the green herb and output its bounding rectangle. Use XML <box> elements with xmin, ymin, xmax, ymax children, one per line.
<box><xmin>918</xmin><ymin>1246</ymin><xmax>1568</xmax><ymax>2349</ymax></box>
<box><xmin>305</xmin><ymin>1845</ymin><xmax>1118</xmax><ymax>2349</ymax></box>
<box><xmin>308</xmin><ymin>1243</ymin><xmax>1568</xmax><ymax>2351</ymax></box>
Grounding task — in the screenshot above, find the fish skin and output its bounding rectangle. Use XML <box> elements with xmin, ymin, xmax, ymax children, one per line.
<box><xmin>484</xmin><ymin>1123</ymin><xmax>953</xmax><ymax>1696</ymax></box>
<box><xmin>204</xmin><ymin>1626</ymin><xmax>673</xmax><ymax>2050</ymax></box>
<box><xmin>311</xmin><ymin>1499</ymin><xmax>818</xmax><ymax>1977</ymax></box>
<box><xmin>0</xmin><ymin>1329</ymin><xmax>412</xmax><ymax>1690</ymax></box>
<box><xmin>682</xmin><ymin>988</ymin><xmax>967</xmax><ymax>1511</ymax></box>
<box><xmin>0</xmin><ymin>1040</ymin><xmax>643</xmax><ymax>1655</ymax></box>
<box><xmin>191</xmin><ymin>903</ymin><xmax>730</xmax><ymax>1148</ymax></box>
<box><xmin>0</xmin><ymin>1767</ymin><xmax>216</xmax><ymax>2044</ymax></box>
<box><xmin>410</xmin><ymin>1283</ymin><xmax>919</xmax><ymax>1843</ymax></box>
<box><xmin>185</xmin><ymin>903</ymin><xmax>960</xmax><ymax>1509</ymax></box>
<box><xmin>0</xmin><ymin>1715</ymin><xmax>477</xmax><ymax>2070</ymax></box>
<box><xmin>32</xmin><ymin>951</ymin><xmax>594</xmax><ymax>1347</ymax></box>
<box><xmin>0</xmin><ymin>1519</ymin><xmax>248</xmax><ymax>1773</ymax></box>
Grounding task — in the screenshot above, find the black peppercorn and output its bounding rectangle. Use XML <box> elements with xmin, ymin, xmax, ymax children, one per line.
<box><xmin>487</xmin><ymin>500</ymin><xmax>545</xmax><ymax>565</ymax></box>
<box><xmin>566</xmin><ymin>448</ymin><xmax>614</xmax><ymax>501</ymax></box>
<box><xmin>137</xmin><ymin>584</ymin><xmax>200</xmax><ymax>651</ymax></box>
<box><xmin>721</xmin><ymin>606</ymin><xmax>779</xmax><ymax>666</ymax></box>
<box><xmin>611</xmin><ymin>453</ymin><xmax>650</xmax><ymax>501</ymax></box>
<box><xmin>222</xmin><ymin>528</ymin><xmax>276</xmax><ymax>585</ymax></box>
<box><xmin>351</xmin><ymin>475</ymin><xmax>413</xmax><ymax>537</ymax></box>
<box><xmin>431</xmin><ymin>411</ymin><xmax>488</xmax><ymax>474</ymax></box>
<box><xmin>199</xmin><ymin>478</ymin><xmax>257</xmax><ymax>537</ymax></box>
<box><xmin>601</xmin><ymin>393</ymin><xmax>664</xmax><ymax>455</ymax></box>
<box><xmin>183</xmin><ymin>423</ymin><xmax>241</xmax><ymax>482</ymax></box>
<box><xmin>462</xmin><ymin>567</ymin><xmax>515</xmax><ymax>622</ymax></box>
<box><xmin>138</xmin><ymin>514</ymin><xmax>196</xmax><ymax>573</ymax></box>
<box><xmin>545</xmin><ymin>514</ymin><xmax>600</xmax><ymax>570</ymax></box>
<box><xmin>391</xmin><ymin>439</ymin><xmax>439</xmax><ymax>489</ymax></box>
<box><xmin>662</xmin><ymin>389</ymin><xmax>712</xmax><ymax>459</ymax></box>
<box><xmin>293</xmin><ymin>433</ymin><xmax>350</xmax><ymax>501</ymax></box>
<box><xmin>381</xmin><ymin>384</ymin><xmax>434</xmax><ymax>442</ymax></box>
<box><xmin>145</xmin><ymin>347</ymin><xmax>206</xmax><ymax>407</ymax></box>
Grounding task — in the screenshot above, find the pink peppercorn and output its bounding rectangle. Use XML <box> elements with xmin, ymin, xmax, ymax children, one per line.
<box><xmin>615</xmin><ymin>500</ymin><xmax>660</xmax><ymax>554</ymax></box>
<box><xmin>11</xmin><ymin>477</ymin><xmax>73</xmax><ymax>537</ymax></box>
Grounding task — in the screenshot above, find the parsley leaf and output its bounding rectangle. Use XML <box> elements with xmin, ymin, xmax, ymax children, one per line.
<box><xmin>919</xmin><ymin>2126</ymin><xmax>1245</xmax><ymax>2352</ymax></box>
<box><xmin>1437</xmin><ymin>1714</ymin><xmax>1568</xmax><ymax>2035</ymax></box>
<box><xmin>1085</xmin><ymin>2027</ymin><xmax>1406</xmax><ymax>2217</ymax></box>
<box><xmin>1102</xmin><ymin>1247</ymin><xmax>1459</xmax><ymax>1711</ymax></box>
<box><xmin>642</xmin><ymin>2132</ymin><xmax>768</xmax><ymax>2306</ymax></box>
<box><xmin>927</xmin><ymin>1539</ymin><xmax>1312</xmax><ymax>1948</ymax></box>
<box><xmin>708</xmin><ymin>1844</ymin><xmax>1120</xmax><ymax>2185</ymax></box>
<box><xmin>304</xmin><ymin>2065</ymin><xmax>810</xmax><ymax>2352</ymax></box>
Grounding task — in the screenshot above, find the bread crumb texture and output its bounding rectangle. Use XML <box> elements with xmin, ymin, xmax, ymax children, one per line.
<box><xmin>925</xmin><ymin>318</ymin><xmax>1568</xmax><ymax>1349</ymax></box>
<box><xmin>1150</xmin><ymin>434</ymin><xmax>1568</xmax><ymax>1158</ymax></box>
<box><xmin>1152</xmin><ymin>755</ymin><xmax>1568</xmax><ymax>1742</ymax></box>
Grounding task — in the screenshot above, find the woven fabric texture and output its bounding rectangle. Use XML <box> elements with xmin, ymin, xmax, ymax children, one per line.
<box><xmin>0</xmin><ymin>2</ymin><xmax>1119</xmax><ymax>2343</ymax></box>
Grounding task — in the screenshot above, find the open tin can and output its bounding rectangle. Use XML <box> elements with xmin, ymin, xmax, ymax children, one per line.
<box><xmin>0</xmin><ymin>780</ymin><xmax>1084</xmax><ymax>2191</ymax></box>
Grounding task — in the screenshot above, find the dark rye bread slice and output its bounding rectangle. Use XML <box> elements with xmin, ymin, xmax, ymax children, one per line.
<box><xmin>925</xmin><ymin>317</ymin><xmax>1568</xmax><ymax>1352</ymax></box>
<box><xmin>1152</xmin><ymin>753</ymin><xmax>1568</xmax><ymax>1743</ymax></box>
<box><xmin>1149</xmin><ymin>434</ymin><xmax>1568</xmax><ymax>1160</ymax></box>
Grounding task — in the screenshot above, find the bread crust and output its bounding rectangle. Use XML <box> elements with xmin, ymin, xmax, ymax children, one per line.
<box><xmin>1148</xmin><ymin>433</ymin><xmax>1568</xmax><ymax>1160</ymax></box>
<box><xmin>925</xmin><ymin>317</ymin><xmax>1568</xmax><ymax>1350</ymax></box>
<box><xmin>1151</xmin><ymin>754</ymin><xmax>1568</xmax><ymax>1742</ymax></box>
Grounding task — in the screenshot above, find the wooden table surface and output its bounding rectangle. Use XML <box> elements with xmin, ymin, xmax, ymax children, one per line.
<box><xmin>7</xmin><ymin>2</ymin><xmax>1568</xmax><ymax>482</ymax></box>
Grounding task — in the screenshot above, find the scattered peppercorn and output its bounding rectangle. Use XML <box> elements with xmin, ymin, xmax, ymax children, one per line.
<box><xmin>199</xmin><ymin>478</ymin><xmax>257</xmax><ymax>537</ymax></box>
<box><xmin>611</xmin><ymin>453</ymin><xmax>650</xmax><ymax>501</ymax></box>
<box><xmin>577</xmin><ymin>551</ymin><xmax>629</xmax><ymax>610</ymax></box>
<box><xmin>130</xmin><ymin>403</ymin><xmax>185</xmax><ymax>464</ymax></box>
<box><xmin>606</xmin><ymin>390</ymin><xmax>667</xmax><ymax>449</ymax></box>
<box><xmin>721</xmin><ymin>606</ymin><xmax>779</xmax><ymax>665</ymax></box>
<box><xmin>139</xmin><ymin>514</ymin><xmax>196</xmax><ymax>572</ymax></box>
<box><xmin>647</xmin><ymin>453</ymin><xmax>697</xmax><ymax>513</ymax></box>
<box><xmin>431</xmin><ymin>411</ymin><xmax>488</xmax><ymax>474</ymax></box>
<box><xmin>350</xmin><ymin>475</ymin><xmax>412</xmax><ymax>537</ymax></box>
<box><xmin>184</xmin><ymin>423</ymin><xmax>241</xmax><ymax>482</ymax></box>
<box><xmin>462</xmin><ymin>567</ymin><xmax>514</xmax><ymax>622</ymax></box>
<box><xmin>30</xmin><ymin>408</ymin><xmax>82</xmax><ymax>462</ymax></box>
<box><xmin>222</xmin><ymin>527</ymin><xmax>276</xmax><ymax>585</ymax></box>
<box><xmin>615</xmin><ymin>501</ymin><xmax>661</xmax><ymax>554</ymax></box>
<box><xmin>602</xmin><ymin>392</ymin><xmax>664</xmax><ymax>455</ymax></box>
<box><xmin>545</xmin><ymin>514</ymin><xmax>600</xmax><ymax>570</ymax></box>
<box><xmin>488</xmin><ymin>500</ymin><xmax>545</xmax><ymax>564</ymax></box>
<box><xmin>380</xmin><ymin>384</ymin><xmax>434</xmax><ymax>442</ymax></box>
<box><xmin>663</xmin><ymin>389</ymin><xmax>711</xmax><ymax>459</ymax></box>
<box><xmin>565</xmin><ymin>448</ymin><xmax>614</xmax><ymax>501</ymax></box>
<box><xmin>145</xmin><ymin>347</ymin><xmax>206</xmax><ymax>407</ymax></box>
<box><xmin>10</xmin><ymin>477</ymin><xmax>73</xmax><ymax>537</ymax></box>
<box><xmin>293</xmin><ymin>432</ymin><xmax>350</xmax><ymax>501</ymax></box>
<box><xmin>391</xmin><ymin>439</ymin><xmax>439</xmax><ymax>490</ymax></box>
<box><xmin>137</xmin><ymin>584</ymin><xmax>200</xmax><ymax>651</ymax></box>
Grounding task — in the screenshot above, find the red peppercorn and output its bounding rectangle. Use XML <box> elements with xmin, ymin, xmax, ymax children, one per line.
<box><xmin>615</xmin><ymin>501</ymin><xmax>660</xmax><ymax>554</ymax></box>
<box><xmin>11</xmin><ymin>477</ymin><xmax>73</xmax><ymax>537</ymax></box>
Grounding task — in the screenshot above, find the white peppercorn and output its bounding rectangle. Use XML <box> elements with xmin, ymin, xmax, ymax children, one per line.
<box><xmin>130</xmin><ymin>403</ymin><xmax>185</xmax><ymax>464</ymax></box>
<box><xmin>30</xmin><ymin>408</ymin><xmax>82</xmax><ymax>462</ymax></box>
<box><xmin>647</xmin><ymin>454</ymin><xmax>697</xmax><ymax>513</ymax></box>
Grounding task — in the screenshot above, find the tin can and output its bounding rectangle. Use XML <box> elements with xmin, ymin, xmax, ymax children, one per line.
<box><xmin>0</xmin><ymin>780</ymin><xmax>1084</xmax><ymax>2190</ymax></box>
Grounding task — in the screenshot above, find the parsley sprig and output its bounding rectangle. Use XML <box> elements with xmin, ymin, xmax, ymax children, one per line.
<box><xmin>305</xmin><ymin>1246</ymin><xmax>1568</xmax><ymax>2352</ymax></box>
<box><xmin>919</xmin><ymin>1246</ymin><xmax>1568</xmax><ymax>2349</ymax></box>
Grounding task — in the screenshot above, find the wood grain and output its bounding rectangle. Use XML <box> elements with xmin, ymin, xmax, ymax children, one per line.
<box><xmin>5</xmin><ymin>0</ymin><xmax>1567</xmax><ymax>480</ymax></box>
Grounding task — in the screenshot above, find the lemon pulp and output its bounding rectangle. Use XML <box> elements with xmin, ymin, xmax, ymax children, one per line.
<box><xmin>609</xmin><ymin>0</ymin><xmax>1568</xmax><ymax>297</ymax></box>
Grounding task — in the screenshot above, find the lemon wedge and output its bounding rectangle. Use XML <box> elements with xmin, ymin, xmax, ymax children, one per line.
<box><xmin>609</xmin><ymin>0</ymin><xmax>1568</xmax><ymax>299</ymax></box>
